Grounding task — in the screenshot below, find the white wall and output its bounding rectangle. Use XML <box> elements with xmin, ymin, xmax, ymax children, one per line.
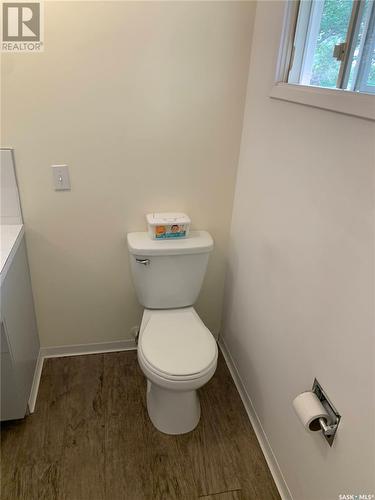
<box><xmin>222</xmin><ymin>2</ymin><xmax>375</xmax><ymax>499</ymax></box>
<box><xmin>1</xmin><ymin>1</ymin><xmax>255</xmax><ymax>347</ymax></box>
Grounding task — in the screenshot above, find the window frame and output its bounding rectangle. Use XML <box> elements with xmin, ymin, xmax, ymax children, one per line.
<box><xmin>270</xmin><ymin>0</ymin><xmax>375</xmax><ymax>121</ymax></box>
<box><xmin>353</xmin><ymin>1</ymin><xmax>375</xmax><ymax>92</ymax></box>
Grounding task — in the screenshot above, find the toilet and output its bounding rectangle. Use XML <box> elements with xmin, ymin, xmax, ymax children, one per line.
<box><xmin>127</xmin><ymin>230</ymin><xmax>218</xmax><ymax>435</ymax></box>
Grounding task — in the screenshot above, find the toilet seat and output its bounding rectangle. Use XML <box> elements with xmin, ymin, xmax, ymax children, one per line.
<box><xmin>139</xmin><ymin>308</ymin><xmax>217</xmax><ymax>379</ymax></box>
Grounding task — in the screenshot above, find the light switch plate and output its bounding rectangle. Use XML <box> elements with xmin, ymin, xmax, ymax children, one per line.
<box><xmin>52</xmin><ymin>164</ymin><xmax>71</xmax><ymax>191</ymax></box>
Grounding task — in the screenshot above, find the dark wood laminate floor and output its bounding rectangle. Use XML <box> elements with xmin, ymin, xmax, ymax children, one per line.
<box><xmin>1</xmin><ymin>350</ymin><xmax>280</xmax><ymax>500</ymax></box>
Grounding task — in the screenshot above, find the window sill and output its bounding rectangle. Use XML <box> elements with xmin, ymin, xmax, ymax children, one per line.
<box><xmin>270</xmin><ymin>82</ymin><xmax>375</xmax><ymax>121</ymax></box>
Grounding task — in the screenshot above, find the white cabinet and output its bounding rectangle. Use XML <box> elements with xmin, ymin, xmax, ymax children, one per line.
<box><xmin>1</xmin><ymin>236</ymin><xmax>40</xmax><ymax>421</ymax></box>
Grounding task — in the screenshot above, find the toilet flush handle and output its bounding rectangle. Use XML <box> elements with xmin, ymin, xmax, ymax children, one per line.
<box><xmin>136</xmin><ymin>258</ymin><xmax>150</xmax><ymax>266</ymax></box>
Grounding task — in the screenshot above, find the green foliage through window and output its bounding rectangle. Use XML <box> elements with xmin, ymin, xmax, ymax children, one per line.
<box><xmin>288</xmin><ymin>0</ymin><xmax>375</xmax><ymax>94</ymax></box>
<box><xmin>310</xmin><ymin>0</ymin><xmax>353</xmax><ymax>87</ymax></box>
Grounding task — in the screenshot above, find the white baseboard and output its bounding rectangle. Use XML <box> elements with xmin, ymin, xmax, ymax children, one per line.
<box><xmin>28</xmin><ymin>351</ymin><xmax>44</xmax><ymax>413</ymax></box>
<box><xmin>40</xmin><ymin>338</ymin><xmax>137</xmax><ymax>359</ymax></box>
<box><xmin>219</xmin><ymin>338</ymin><xmax>293</xmax><ymax>500</ymax></box>
<box><xmin>28</xmin><ymin>339</ymin><xmax>137</xmax><ymax>413</ymax></box>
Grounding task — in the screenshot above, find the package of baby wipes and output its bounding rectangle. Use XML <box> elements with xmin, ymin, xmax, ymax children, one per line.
<box><xmin>146</xmin><ymin>213</ymin><xmax>191</xmax><ymax>240</ymax></box>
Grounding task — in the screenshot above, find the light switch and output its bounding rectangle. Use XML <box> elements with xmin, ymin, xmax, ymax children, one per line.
<box><xmin>52</xmin><ymin>164</ymin><xmax>71</xmax><ymax>191</ymax></box>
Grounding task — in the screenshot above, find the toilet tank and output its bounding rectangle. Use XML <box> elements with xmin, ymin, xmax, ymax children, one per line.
<box><xmin>127</xmin><ymin>231</ymin><xmax>214</xmax><ymax>309</ymax></box>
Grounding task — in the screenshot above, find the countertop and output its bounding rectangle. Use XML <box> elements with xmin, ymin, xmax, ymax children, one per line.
<box><xmin>1</xmin><ymin>224</ymin><xmax>24</xmax><ymax>285</ymax></box>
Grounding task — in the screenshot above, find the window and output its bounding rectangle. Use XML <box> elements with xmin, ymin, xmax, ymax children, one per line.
<box><xmin>287</xmin><ymin>0</ymin><xmax>375</xmax><ymax>94</ymax></box>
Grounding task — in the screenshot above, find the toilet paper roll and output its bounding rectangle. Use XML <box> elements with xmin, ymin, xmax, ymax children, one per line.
<box><xmin>292</xmin><ymin>391</ymin><xmax>330</xmax><ymax>431</ymax></box>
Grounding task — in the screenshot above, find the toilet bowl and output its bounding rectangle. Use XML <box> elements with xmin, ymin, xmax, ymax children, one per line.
<box><xmin>138</xmin><ymin>307</ymin><xmax>218</xmax><ymax>434</ymax></box>
<box><xmin>127</xmin><ymin>229</ymin><xmax>216</xmax><ymax>434</ymax></box>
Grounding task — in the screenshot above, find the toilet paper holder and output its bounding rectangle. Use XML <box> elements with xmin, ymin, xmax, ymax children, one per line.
<box><xmin>312</xmin><ymin>379</ymin><xmax>341</xmax><ymax>446</ymax></box>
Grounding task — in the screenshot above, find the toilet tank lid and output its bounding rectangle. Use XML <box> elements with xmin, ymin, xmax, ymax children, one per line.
<box><xmin>127</xmin><ymin>230</ymin><xmax>213</xmax><ymax>256</ymax></box>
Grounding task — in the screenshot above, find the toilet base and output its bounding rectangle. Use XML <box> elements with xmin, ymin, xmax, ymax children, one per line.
<box><xmin>146</xmin><ymin>380</ymin><xmax>201</xmax><ymax>435</ymax></box>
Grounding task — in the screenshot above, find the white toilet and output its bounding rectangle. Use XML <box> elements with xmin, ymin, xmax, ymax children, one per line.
<box><xmin>127</xmin><ymin>230</ymin><xmax>218</xmax><ymax>435</ymax></box>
